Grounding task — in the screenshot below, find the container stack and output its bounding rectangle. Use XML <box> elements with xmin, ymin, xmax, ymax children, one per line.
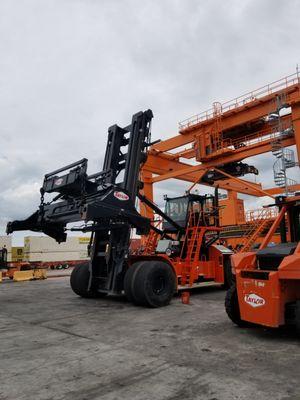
<box><xmin>23</xmin><ymin>236</ymin><xmax>90</xmax><ymax>263</ymax></box>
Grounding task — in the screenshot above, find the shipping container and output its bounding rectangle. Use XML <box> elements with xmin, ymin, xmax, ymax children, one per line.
<box><xmin>23</xmin><ymin>252</ymin><xmax>43</xmax><ymax>262</ymax></box>
<box><xmin>11</xmin><ymin>247</ymin><xmax>24</xmax><ymax>262</ymax></box>
<box><xmin>23</xmin><ymin>236</ymin><xmax>90</xmax><ymax>263</ymax></box>
<box><xmin>24</xmin><ymin>236</ymin><xmax>90</xmax><ymax>252</ymax></box>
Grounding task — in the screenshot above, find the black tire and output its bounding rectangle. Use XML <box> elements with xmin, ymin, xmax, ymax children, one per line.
<box><xmin>222</xmin><ymin>257</ymin><xmax>233</xmax><ymax>289</ymax></box>
<box><xmin>295</xmin><ymin>300</ymin><xmax>300</xmax><ymax>335</ymax></box>
<box><xmin>70</xmin><ymin>263</ymin><xmax>107</xmax><ymax>298</ymax></box>
<box><xmin>124</xmin><ymin>261</ymin><xmax>145</xmax><ymax>303</ymax></box>
<box><xmin>225</xmin><ymin>284</ymin><xmax>245</xmax><ymax>326</ymax></box>
<box><xmin>132</xmin><ymin>261</ymin><xmax>176</xmax><ymax>308</ymax></box>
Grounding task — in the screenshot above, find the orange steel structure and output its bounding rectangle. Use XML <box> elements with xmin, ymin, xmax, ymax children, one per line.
<box><xmin>130</xmin><ymin>192</ymin><xmax>233</xmax><ymax>299</ymax></box>
<box><xmin>219</xmin><ymin>197</ymin><xmax>280</xmax><ymax>250</ymax></box>
<box><xmin>140</xmin><ymin>72</ymin><xmax>300</xmax><ymax>222</ymax></box>
<box><xmin>219</xmin><ymin>191</ymin><xmax>245</xmax><ymax>226</ymax></box>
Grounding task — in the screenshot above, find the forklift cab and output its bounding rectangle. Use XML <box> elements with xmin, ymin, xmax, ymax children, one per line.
<box><xmin>162</xmin><ymin>193</ymin><xmax>218</xmax><ymax>233</ymax></box>
<box><xmin>163</xmin><ymin>196</ymin><xmax>189</xmax><ymax>231</ymax></box>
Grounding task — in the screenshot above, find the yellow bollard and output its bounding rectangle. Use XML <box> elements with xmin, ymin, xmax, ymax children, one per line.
<box><xmin>33</xmin><ymin>269</ymin><xmax>47</xmax><ymax>280</ymax></box>
<box><xmin>13</xmin><ymin>270</ymin><xmax>34</xmax><ymax>282</ymax></box>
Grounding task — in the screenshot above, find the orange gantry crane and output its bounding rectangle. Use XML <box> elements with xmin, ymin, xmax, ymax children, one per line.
<box><xmin>6</xmin><ymin>72</ymin><xmax>300</xmax><ymax>309</ymax></box>
<box><xmin>140</xmin><ymin>72</ymin><xmax>300</xmax><ymax>244</ymax></box>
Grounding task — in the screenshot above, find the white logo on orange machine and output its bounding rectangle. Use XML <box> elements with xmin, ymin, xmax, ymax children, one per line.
<box><xmin>244</xmin><ymin>293</ymin><xmax>266</xmax><ymax>308</ymax></box>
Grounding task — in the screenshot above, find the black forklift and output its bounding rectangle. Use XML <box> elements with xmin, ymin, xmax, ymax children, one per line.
<box><xmin>7</xmin><ymin>110</ymin><xmax>154</xmax><ymax>299</ymax></box>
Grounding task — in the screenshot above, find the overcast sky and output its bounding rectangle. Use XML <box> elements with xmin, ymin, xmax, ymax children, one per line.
<box><xmin>0</xmin><ymin>0</ymin><xmax>299</xmax><ymax>244</ymax></box>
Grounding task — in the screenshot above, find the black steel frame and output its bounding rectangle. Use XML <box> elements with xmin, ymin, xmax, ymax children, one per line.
<box><xmin>7</xmin><ymin>110</ymin><xmax>153</xmax><ymax>294</ymax></box>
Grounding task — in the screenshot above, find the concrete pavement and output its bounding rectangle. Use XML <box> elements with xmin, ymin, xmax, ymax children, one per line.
<box><xmin>1</xmin><ymin>277</ymin><xmax>299</xmax><ymax>400</ymax></box>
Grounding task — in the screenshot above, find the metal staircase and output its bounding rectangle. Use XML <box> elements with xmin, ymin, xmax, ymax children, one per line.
<box><xmin>141</xmin><ymin>218</ymin><xmax>162</xmax><ymax>255</ymax></box>
<box><xmin>273</xmin><ymin>149</ymin><xmax>297</xmax><ymax>188</ymax></box>
<box><xmin>238</xmin><ymin>208</ymin><xmax>275</xmax><ymax>252</ymax></box>
<box><xmin>270</xmin><ymin>95</ymin><xmax>298</xmax><ymax>194</ymax></box>
<box><xmin>185</xmin><ymin>227</ymin><xmax>201</xmax><ymax>261</ymax></box>
<box><xmin>180</xmin><ymin>212</ymin><xmax>203</xmax><ymax>286</ymax></box>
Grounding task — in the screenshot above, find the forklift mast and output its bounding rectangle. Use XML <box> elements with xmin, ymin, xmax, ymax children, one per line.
<box><xmin>7</xmin><ymin>110</ymin><xmax>153</xmax><ymax>294</ymax></box>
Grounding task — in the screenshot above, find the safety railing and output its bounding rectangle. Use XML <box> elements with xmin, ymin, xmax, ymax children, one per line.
<box><xmin>245</xmin><ymin>207</ymin><xmax>278</xmax><ymax>222</ymax></box>
<box><xmin>201</xmin><ymin>118</ymin><xmax>294</xmax><ymax>158</ymax></box>
<box><xmin>179</xmin><ymin>72</ymin><xmax>300</xmax><ymax>131</ymax></box>
<box><xmin>231</xmin><ymin>119</ymin><xmax>293</xmax><ymax>149</ymax></box>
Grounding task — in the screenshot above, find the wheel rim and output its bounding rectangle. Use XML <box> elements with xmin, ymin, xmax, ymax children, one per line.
<box><xmin>152</xmin><ymin>274</ymin><xmax>166</xmax><ymax>295</ymax></box>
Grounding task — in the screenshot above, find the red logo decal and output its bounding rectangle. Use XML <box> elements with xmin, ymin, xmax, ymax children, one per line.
<box><xmin>244</xmin><ymin>293</ymin><xmax>265</xmax><ymax>308</ymax></box>
<box><xmin>54</xmin><ymin>178</ymin><xmax>63</xmax><ymax>186</ymax></box>
<box><xmin>114</xmin><ymin>191</ymin><xmax>129</xmax><ymax>201</ymax></box>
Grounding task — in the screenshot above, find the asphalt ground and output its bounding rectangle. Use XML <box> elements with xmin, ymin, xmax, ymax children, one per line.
<box><xmin>1</xmin><ymin>277</ymin><xmax>299</xmax><ymax>400</ymax></box>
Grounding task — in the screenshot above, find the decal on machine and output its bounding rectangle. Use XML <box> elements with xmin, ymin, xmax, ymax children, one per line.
<box><xmin>114</xmin><ymin>191</ymin><xmax>129</xmax><ymax>201</ymax></box>
<box><xmin>244</xmin><ymin>293</ymin><xmax>265</xmax><ymax>308</ymax></box>
<box><xmin>54</xmin><ymin>178</ymin><xmax>63</xmax><ymax>186</ymax></box>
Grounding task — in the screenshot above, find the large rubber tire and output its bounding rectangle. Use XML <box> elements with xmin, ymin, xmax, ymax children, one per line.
<box><xmin>222</xmin><ymin>257</ymin><xmax>233</xmax><ymax>289</ymax></box>
<box><xmin>225</xmin><ymin>284</ymin><xmax>245</xmax><ymax>326</ymax></box>
<box><xmin>295</xmin><ymin>300</ymin><xmax>300</xmax><ymax>335</ymax></box>
<box><xmin>70</xmin><ymin>263</ymin><xmax>107</xmax><ymax>298</ymax></box>
<box><xmin>131</xmin><ymin>261</ymin><xmax>176</xmax><ymax>308</ymax></box>
<box><xmin>124</xmin><ymin>261</ymin><xmax>146</xmax><ymax>303</ymax></box>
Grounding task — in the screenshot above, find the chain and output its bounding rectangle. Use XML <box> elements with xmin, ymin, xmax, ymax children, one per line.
<box><xmin>39</xmin><ymin>188</ymin><xmax>45</xmax><ymax>218</ymax></box>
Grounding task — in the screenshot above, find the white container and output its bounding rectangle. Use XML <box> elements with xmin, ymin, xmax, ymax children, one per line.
<box><xmin>23</xmin><ymin>251</ymin><xmax>89</xmax><ymax>263</ymax></box>
<box><xmin>24</xmin><ymin>236</ymin><xmax>90</xmax><ymax>252</ymax></box>
<box><xmin>23</xmin><ymin>252</ymin><xmax>43</xmax><ymax>262</ymax></box>
<box><xmin>40</xmin><ymin>250</ymin><xmax>89</xmax><ymax>262</ymax></box>
<box><xmin>23</xmin><ymin>236</ymin><xmax>90</xmax><ymax>263</ymax></box>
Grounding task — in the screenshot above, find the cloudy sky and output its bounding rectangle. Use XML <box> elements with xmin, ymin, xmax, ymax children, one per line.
<box><xmin>0</xmin><ymin>0</ymin><xmax>299</xmax><ymax>244</ymax></box>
